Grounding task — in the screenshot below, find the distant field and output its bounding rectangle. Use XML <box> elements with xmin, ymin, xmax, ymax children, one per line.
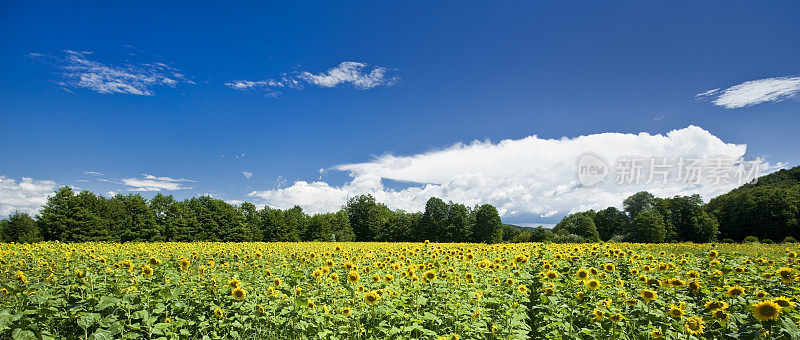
<box><xmin>1</xmin><ymin>242</ymin><xmax>799</xmax><ymax>339</ymax></box>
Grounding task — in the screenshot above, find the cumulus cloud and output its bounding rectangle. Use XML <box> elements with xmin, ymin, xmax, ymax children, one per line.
<box><xmin>696</xmin><ymin>76</ymin><xmax>800</xmax><ymax>108</ymax></box>
<box><xmin>225</xmin><ymin>62</ymin><xmax>398</xmax><ymax>96</ymax></box>
<box><xmin>0</xmin><ymin>176</ymin><xmax>57</xmax><ymax>217</ymax></box>
<box><xmin>29</xmin><ymin>50</ymin><xmax>193</xmax><ymax>95</ymax></box>
<box><xmin>121</xmin><ymin>174</ymin><xmax>194</xmax><ymax>191</ymax></box>
<box><xmin>248</xmin><ymin>126</ymin><xmax>779</xmax><ymax>222</ymax></box>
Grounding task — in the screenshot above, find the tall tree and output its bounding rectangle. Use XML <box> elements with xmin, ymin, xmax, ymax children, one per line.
<box><xmin>594</xmin><ymin>207</ymin><xmax>627</xmax><ymax>241</ymax></box>
<box><xmin>419</xmin><ymin>197</ymin><xmax>448</xmax><ymax>242</ymax></box>
<box><xmin>627</xmin><ymin>208</ymin><xmax>666</xmax><ymax>243</ymax></box>
<box><xmin>117</xmin><ymin>194</ymin><xmax>162</xmax><ymax>242</ymax></box>
<box><xmin>624</xmin><ymin>191</ymin><xmax>656</xmax><ymax>220</ymax></box>
<box><xmin>2</xmin><ymin>212</ymin><xmax>41</xmax><ymax>243</ymax></box>
<box><xmin>240</xmin><ymin>202</ymin><xmax>262</xmax><ymax>241</ymax></box>
<box><xmin>346</xmin><ymin>195</ymin><xmax>386</xmax><ymax>242</ymax></box>
<box><xmin>553</xmin><ymin>212</ymin><xmax>600</xmax><ymax>241</ymax></box>
<box><xmin>446</xmin><ymin>203</ymin><xmax>472</xmax><ymax>242</ymax></box>
<box><xmin>330</xmin><ymin>209</ymin><xmax>355</xmax><ymax>242</ymax></box>
<box><xmin>473</xmin><ymin>204</ymin><xmax>503</xmax><ymax>243</ymax></box>
<box><xmin>149</xmin><ymin>193</ymin><xmax>176</xmax><ymax>240</ymax></box>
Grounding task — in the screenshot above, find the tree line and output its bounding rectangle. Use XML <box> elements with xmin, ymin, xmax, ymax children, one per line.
<box><xmin>0</xmin><ymin>187</ymin><xmax>503</xmax><ymax>244</ymax></box>
<box><xmin>535</xmin><ymin>166</ymin><xmax>800</xmax><ymax>244</ymax></box>
<box><xmin>2</xmin><ymin>165</ymin><xmax>798</xmax><ymax>244</ymax></box>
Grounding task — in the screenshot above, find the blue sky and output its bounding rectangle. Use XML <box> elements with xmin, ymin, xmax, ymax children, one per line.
<box><xmin>1</xmin><ymin>1</ymin><xmax>799</xmax><ymax>225</ymax></box>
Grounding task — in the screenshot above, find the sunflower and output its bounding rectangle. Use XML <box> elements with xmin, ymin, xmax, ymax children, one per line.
<box><xmin>348</xmin><ymin>271</ymin><xmax>360</xmax><ymax>283</ymax></box>
<box><xmin>228</xmin><ymin>278</ymin><xmax>241</xmax><ymax>289</ymax></box>
<box><xmin>752</xmin><ymin>300</ymin><xmax>781</xmax><ymax>321</ymax></box>
<box><xmin>711</xmin><ymin>309</ymin><xmax>728</xmax><ymax>322</ymax></box>
<box><xmin>179</xmin><ymin>258</ymin><xmax>190</xmax><ymax>271</ymax></box>
<box><xmin>232</xmin><ymin>287</ymin><xmax>246</xmax><ymax>301</ymax></box>
<box><xmin>685</xmin><ymin>316</ymin><xmax>704</xmax><ymax>335</ymax></box>
<box><xmin>141</xmin><ymin>265</ymin><xmax>154</xmax><ymax>277</ymax></box>
<box><xmin>705</xmin><ymin>300</ymin><xmax>729</xmax><ymax>310</ymax></box>
<box><xmin>640</xmin><ymin>289</ymin><xmax>658</xmax><ymax>302</ymax></box>
<box><xmin>777</xmin><ymin>268</ymin><xmax>794</xmax><ymax>284</ymax></box>
<box><xmin>256</xmin><ymin>304</ymin><xmax>266</xmax><ymax>315</ymax></box>
<box><xmin>591</xmin><ymin>309</ymin><xmax>603</xmax><ymax>322</ymax></box>
<box><xmin>545</xmin><ymin>270</ymin><xmax>559</xmax><ymax>280</ymax></box>
<box><xmin>341</xmin><ymin>307</ymin><xmax>352</xmax><ymax>317</ymax></box>
<box><xmin>586</xmin><ymin>279</ymin><xmax>601</xmax><ymax>290</ymax></box>
<box><xmin>472</xmin><ymin>309</ymin><xmax>481</xmax><ymax>320</ymax></box>
<box><xmin>668</xmin><ymin>305</ymin><xmax>685</xmax><ymax>318</ymax></box>
<box><xmin>517</xmin><ymin>285</ymin><xmax>528</xmax><ymax>294</ymax></box>
<box><xmin>774</xmin><ymin>296</ymin><xmax>795</xmax><ymax>308</ymax></box>
<box><xmin>650</xmin><ymin>329</ymin><xmax>664</xmax><ymax>338</ymax></box>
<box><xmin>604</xmin><ymin>263</ymin><xmax>615</xmax><ymax>272</ymax></box>
<box><xmin>726</xmin><ymin>285</ymin><xmax>744</xmax><ymax>298</ymax></box>
<box><xmin>385</xmin><ymin>274</ymin><xmax>394</xmax><ymax>282</ymax></box>
<box><xmin>610</xmin><ymin>313</ymin><xmax>623</xmax><ymax>322</ymax></box>
<box><xmin>576</xmin><ymin>269</ymin><xmax>589</xmax><ymax>280</ymax></box>
<box><xmin>364</xmin><ymin>291</ymin><xmax>381</xmax><ymax>305</ymax></box>
<box><xmin>688</xmin><ymin>279</ymin><xmax>702</xmax><ymax>292</ymax></box>
<box><xmin>422</xmin><ymin>270</ymin><xmax>436</xmax><ymax>282</ymax></box>
<box><xmin>273</xmin><ymin>278</ymin><xmax>282</xmax><ymax>287</ymax></box>
<box><xmin>313</xmin><ymin>269</ymin><xmax>322</xmax><ymax>278</ymax></box>
<box><xmin>756</xmin><ymin>290</ymin><xmax>768</xmax><ymax>299</ymax></box>
<box><xmin>214</xmin><ymin>308</ymin><xmax>224</xmax><ymax>318</ymax></box>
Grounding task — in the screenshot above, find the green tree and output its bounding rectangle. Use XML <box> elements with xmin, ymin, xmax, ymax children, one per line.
<box><xmin>330</xmin><ymin>209</ymin><xmax>355</xmax><ymax>242</ymax></box>
<box><xmin>627</xmin><ymin>208</ymin><xmax>666</xmax><ymax>243</ymax></box>
<box><xmin>472</xmin><ymin>204</ymin><xmax>503</xmax><ymax>243</ymax></box>
<box><xmin>530</xmin><ymin>226</ymin><xmax>554</xmax><ymax>242</ymax></box>
<box><xmin>553</xmin><ymin>212</ymin><xmax>600</xmax><ymax>241</ymax></box>
<box><xmin>346</xmin><ymin>195</ymin><xmax>386</xmax><ymax>242</ymax></box>
<box><xmin>594</xmin><ymin>207</ymin><xmax>627</xmax><ymax>241</ymax></box>
<box><xmin>624</xmin><ymin>191</ymin><xmax>656</xmax><ymax>219</ymax></box>
<box><xmin>116</xmin><ymin>194</ymin><xmax>162</xmax><ymax>242</ymax></box>
<box><xmin>446</xmin><ymin>203</ymin><xmax>472</xmax><ymax>242</ymax></box>
<box><xmin>149</xmin><ymin>193</ymin><xmax>176</xmax><ymax>240</ymax></box>
<box><xmin>305</xmin><ymin>213</ymin><xmax>332</xmax><ymax>241</ymax></box>
<box><xmin>419</xmin><ymin>197</ymin><xmax>448</xmax><ymax>242</ymax></box>
<box><xmin>240</xmin><ymin>202</ymin><xmax>263</xmax><ymax>241</ymax></box>
<box><xmin>2</xmin><ymin>212</ymin><xmax>41</xmax><ymax>243</ymax></box>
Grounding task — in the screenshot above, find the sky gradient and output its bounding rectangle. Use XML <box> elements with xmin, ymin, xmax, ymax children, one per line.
<box><xmin>1</xmin><ymin>1</ymin><xmax>799</xmax><ymax>226</ymax></box>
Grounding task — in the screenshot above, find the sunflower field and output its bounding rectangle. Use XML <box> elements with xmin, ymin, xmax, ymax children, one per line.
<box><xmin>1</xmin><ymin>242</ymin><xmax>799</xmax><ymax>339</ymax></box>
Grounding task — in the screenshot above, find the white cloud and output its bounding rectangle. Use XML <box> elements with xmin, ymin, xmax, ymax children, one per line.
<box><xmin>696</xmin><ymin>76</ymin><xmax>800</xmax><ymax>108</ymax></box>
<box><xmin>84</xmin><ymin>171</ymin><xmax>104</xmax><ymax>176</ymax></box>
<box><xmin>121</xmin><ymin>174</ymin><xmax>194</xmax><ymax>191</ymax></box>
<box><xmin>248</xmin><ymin>126</ymin><xmax>780</xmax><ymax>220</ymax></box>
<box><xmin>242</xmin><ymin>172</ymin><xmax>253</xmax><ymax>179</ymax></box>
<box><xmin>29</xmin><ymin>50</ymin><xmax>193</xmax><ymax>95</ymax></box>
<box><xmin>0</xmin><ymin>176</ymin><xmax>57</xmax><ymax>217</ymax></box>
<box><xmin>225</xmin><ymin>61</ymin><xmax>398</xmax><ymax>96</ymax></box>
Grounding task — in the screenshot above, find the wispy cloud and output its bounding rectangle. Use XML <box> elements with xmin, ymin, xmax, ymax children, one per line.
<box><xmin>121</xmin><ymin>174</ymin><xmax>195</xmax><ymax>191</ymax></box>
<box><xmin>84</xmin><ymin>171</ymin><xmax>104</xmax><ymax>176</ymax></box>
<box><xmin>226</xmin><ymin>62</ymin><xmax>399</xmax><ymax>96</ymax></box>
<box><xmin>0</xmin><ymin>176</ymin><xmax>57</xmax><ymax>216</ymax></box>
<box><xmin>28</xmin><ymin>50</ymin><xmax>193</xmax><ymax>95</ymax></box>
<box><xmin>696</xmin><ymin>76</ymin><xmax>800</xmax><ymax>109</ymax></box>
<box><xmin>242</xmin><ymin>171</ymin><xmax>253</xmax><ymax>179</ymax></box>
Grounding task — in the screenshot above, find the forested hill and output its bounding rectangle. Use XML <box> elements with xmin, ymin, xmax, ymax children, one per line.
<box><xmin>706</xmin><ymin>165</ymin><xmax>800</xmax><ymax>242</ymax></box>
